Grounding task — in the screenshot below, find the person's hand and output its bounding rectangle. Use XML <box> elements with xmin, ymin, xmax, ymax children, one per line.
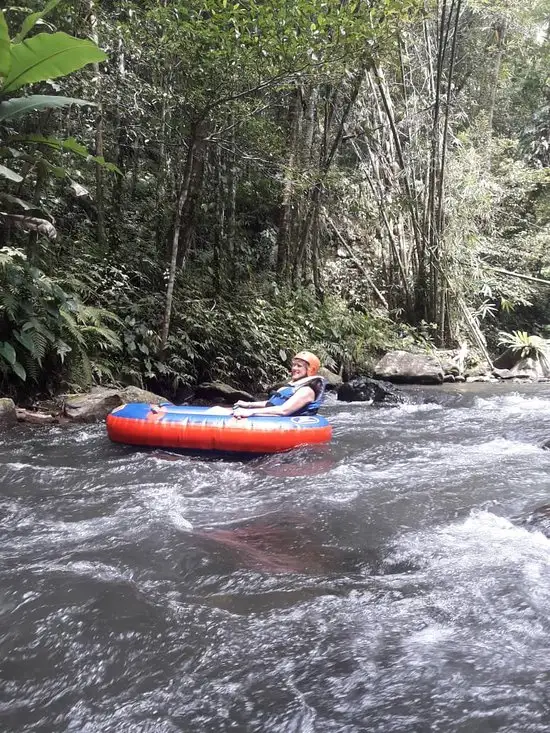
<box><xmin>233</xmin><ymin>400</ymin><xmax>249</xmax><ymax>409</ymax></box>
<box><xmin>232</xmin><ymin>407</ymin><xmax>252</xmax><ymax>419</ymax></box>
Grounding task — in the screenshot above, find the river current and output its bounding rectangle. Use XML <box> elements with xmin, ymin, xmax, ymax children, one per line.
<box><xmin>2</xmin><ymin>384</ymin><xmax>550</xmax><ymax>732</ymax></box>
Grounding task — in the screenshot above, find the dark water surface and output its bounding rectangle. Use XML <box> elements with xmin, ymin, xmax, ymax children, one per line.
<box><xmin>2</xmin><ymin>384</ymin><xmax>550</xmax><ymax>732</ymax></box>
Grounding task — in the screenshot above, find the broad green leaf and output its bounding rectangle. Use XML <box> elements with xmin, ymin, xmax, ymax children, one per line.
<box><xmin>14</xmin><ymin>0</ymin><xmax>62</xmax><ymax>44</ymax></box>
<box><xmin>13</xmin><ymin>329</ymin><xmax>36</xmax><ymax>353</ymax></box>
<box><xmin>0</xmin><ymin>163</ymin><xmax>23</xmax><ymax>181</ymax></box>
<box><xmin>0</xmin><ymin>95</ymin><xmax>96</xmax><ymax>121</ymax></box>
<box><xmin>20</xmin><ymin>134</ymin><xmax>89</xmax><ymax>156</ymax></box>
<box><xmin>12</xmin><ymin>134</ymin><xmax>121</xmax><ymax>172</ymax></box>
<box><xmin>0</xmin><ymin>341</ymin><xmax>16</xmax><ymax>364</ymax></box>
<box><xmin>2</xmin><ymin>32</ymin><xmax>107</xmax><ymax>94</ymax></box>
<box><xmin>12</xmin><ymin>360</ymin><xmax>26</xmax><ymax>380</ymax></box>
<box><xmin>0</xmin><ymin>11</ymin><xmax>10</xmax><ymax>80</ymax></box>
<box><xmin>0</xmin><ymin>191</ymin><xmax>36</xmax><ymax>210</ymax></box>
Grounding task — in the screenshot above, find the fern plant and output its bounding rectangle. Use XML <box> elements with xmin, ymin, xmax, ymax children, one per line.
<box><xmin>0</xmin><ymin>246</ymin><xmax>123</xmax><ymax>389</ymax></box>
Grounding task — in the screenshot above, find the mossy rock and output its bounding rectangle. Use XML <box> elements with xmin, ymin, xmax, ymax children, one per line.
<box><xmin>0</xmin><ymin>397</ymin><xmax>17</xmax><ymax>425</ymax></box>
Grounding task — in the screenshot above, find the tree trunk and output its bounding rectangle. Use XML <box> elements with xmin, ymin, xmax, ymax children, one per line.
<box><xmin>276</xmin><ymin>85</ymin><xmax>303</xmax><ymax>282</ymax></box>
<box><xmin>155</xmin><ymin>75</ymin><xmax>170</xmax><ymax>253</ymax></box>
<box><xmin>226</xmin><ymin>124</ymin><xmax>237</xmax><ymax>283</ymax></box>
<box><xmin>159</xmin><ymin>134</ymin><xmax>198</xmax><ymax>355</ymax></box>
<box><xmin>486</xmin><ymin>21</ymin><xmax>506</xmax><ymax>135</ymax></box>
<box><xmin>88</xmin><ymin>0</ymin><xmax>106</xmax><ymax>251</ymax></box>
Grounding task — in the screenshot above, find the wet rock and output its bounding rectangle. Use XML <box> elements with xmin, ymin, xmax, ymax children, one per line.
<box><xmin>515</xmin><ymin>504</ymin><xmax>550</xmax><ymax>538</ymax></box>
<box><xmin>493</xmin><ymin>351</ymin><xmax>550</xmax><ymax>381</ymax></box>
<box><xmin>16</xmin><ymin>408</ymin><xmax>57</xmax><ymax>425</ymax></box>
<box><xmin>337</xmin><ymin>376</ymin><xmax>402</xmax><ymax>403</ymax></box>
<box><xmin>373</xmin><ymin>350</ymin><xmax>443</xmax><ymax>385</ymax></box>
<box><xmin>492</xmin><ymin>348</ymin><xmax>516</xmax><ymax>370</ymax></box>
<box><xmin>437</xmin><ymin>349</ymin><xmax>463</xmax><ymax>377</ymax></box>
<box><xmin>118</xmin><ymin>386</ymin><xmax>167</xmax><ymax>404</ymax></box>
<box><xmin>319</xmin><ymin>367</ymin><xmax>343</xmax><ymax>392</ymax></box>
<box><xmin>464</xmin><ymin>362</ymin><xmax>491</xmax><ymax>379</ymax></box>
<box><xmin>492</xmin><ymin>368</ymin><xmax>516</xmax><ymax>380</ymax></box>
<box><xmin>508</xmin><ymin>357</ymin><xmax>548</xmax><ymax>382</ymax></box>
<box><xmin>0</xmin><ymin>397</ymin><xmax>17</xmax><ymax>425</ymax></box>
<box><xmin>193</xmin><ymin>381</ymin><xmax>255</xmax><ymax>405</ymax></box>
<box><xmin>64</xmin><ymin>385</ymin><xmax>168</xmax><ymax>422</ymax></box>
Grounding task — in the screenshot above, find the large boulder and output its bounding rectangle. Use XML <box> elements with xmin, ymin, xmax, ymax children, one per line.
<box><xmin>373</xmin><ymin>350</ymin><xmax>444</xmax><ymax>385</ymax></box>
<box><xmin>509</xmin><ymin>357</ymin><xmax>549</xmax><ymax>381</ymax></box>
<box><xmin>64</xmin><ymin>386</ymin><xmax>168</xmax><ymax>422</ymax></box>
<box><xmin>337</xmin><ymin>376</ymin><xmax>402</xmax><ymax>404</ymax></box>
<box><xmin>193</xmin><ymin>381</ymin><xmax>255</xmax><ymax>405</ymax></box>
<box><xmin>319</xmin><ymin>367</ymin><xmax>343</xmax><ymax>392</ymax></box>
<box><xmin>0</xmin><ymin>397</ymin><xmax>17</xmax><ymax>426</ymax></box>
<box><xmin>492</xmin><ymin>358</ymin><xmax>548</xmax><ymax>382</ymax></box>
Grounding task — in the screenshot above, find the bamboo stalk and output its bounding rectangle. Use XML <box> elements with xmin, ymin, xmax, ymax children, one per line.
<box><xmin>485</xmin><ymin>266</ymin><xmax>550</xmax><ymax>286</ymax></box>
<box><xmin>325</xmin><ymin>214</ymin><xmax>389</xmax><ymax>309</ymax></box>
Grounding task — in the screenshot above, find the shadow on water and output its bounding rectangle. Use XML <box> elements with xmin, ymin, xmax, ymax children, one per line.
<box><xmin>192</xmin><ymin>510</ymin><xmax>378</xmax><ymax>576</ymax></box>
<box><xmin>149</xmin><ymin>443</ymin><xmax>339</xmax><ymax>478</ymax></box>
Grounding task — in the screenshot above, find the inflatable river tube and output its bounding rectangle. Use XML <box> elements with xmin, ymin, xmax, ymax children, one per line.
<box><xmin>106</xmin><ymin>403</ymin><xmax>332</xmax><ymax>454</ymax></box>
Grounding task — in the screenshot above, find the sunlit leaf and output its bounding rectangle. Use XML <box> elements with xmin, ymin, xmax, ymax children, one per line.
<box><xmin>2</xmin><ymin>32</ymin><xmax>107</xmax><ymax>93</ymax></box>
<box><xmin>2</xmin><ymin>212</ymin><xmax>57</xmax><ymax>240</ymax></box>
<box><xmin>12</xmin><ymin>360</ymin><xmax>26</xmax><ymax>380</ymax></box>
<box><xmin>12</xmin><ymin>134</ymin><xmax>122</xmax><ymax>172</ymax></box>
<box><xmin>0</xmin><ymin>95</ymin><xmax>96</xmax><ymax>121</ymax></box>
<box><xmin>0</xmin><ymin>10</ymin><xmax>11</xmax><ymax>80</ymax></box>
<box><xmin>0</xmin><ymin>163</ymin><xmax>23</xmax><ymax>182</ymax></box>
<box><xmin>13</xmin><ymin>0</ymin><xmax>62</xmax><ymax>44</ymax></box>
<box><xmin>0</xmin><ymin>340</ymin><xmax>16</xmax><ymax>364</ymax></box>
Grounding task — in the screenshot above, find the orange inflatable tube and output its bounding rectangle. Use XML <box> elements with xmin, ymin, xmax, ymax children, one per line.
<box><xmin>107</xmin><ymin>403</ymin><xmax>332</xmax><ymax>454</ymax></box>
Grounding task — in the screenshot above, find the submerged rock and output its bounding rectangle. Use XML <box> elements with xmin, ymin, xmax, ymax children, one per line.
<box><xmin>514</xmin><ymin>503</ymin><xmax>550</xmax><ymax>538</ymax></box>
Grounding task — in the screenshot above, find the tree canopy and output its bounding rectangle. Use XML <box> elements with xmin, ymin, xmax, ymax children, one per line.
<box><xmin>1</xmin><ymin>0</ymin><xmax>550</xmax><ymax>395</ymax></box>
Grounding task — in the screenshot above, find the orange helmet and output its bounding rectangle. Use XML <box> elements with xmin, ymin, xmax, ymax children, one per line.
<box><xmin>293</xmin><ymin>350</ymin><xmax>321</xmax><ymax>376</ymax></box>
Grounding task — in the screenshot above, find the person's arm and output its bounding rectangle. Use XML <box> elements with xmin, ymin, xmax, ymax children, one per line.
<box><xmin>233</xmin><ymin>399</ymin><xmax>268</xmax><ymax>409</ymax></box>
<box><xmin>233</xmin><ymin>386</ymin><xmax>315</xmax><ymax>418</ymax></box>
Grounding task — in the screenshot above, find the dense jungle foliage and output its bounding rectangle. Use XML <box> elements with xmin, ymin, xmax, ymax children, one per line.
<box><xmin>1</xmin><ymin>0</ymin><xmax>550</xmax><ymax>397</ymax></box>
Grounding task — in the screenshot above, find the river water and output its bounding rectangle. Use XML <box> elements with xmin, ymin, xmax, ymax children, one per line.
<box><xmin>2</xmin><ymin>384</ymin><xmax>550</xmax><ymax>732</ymax></box>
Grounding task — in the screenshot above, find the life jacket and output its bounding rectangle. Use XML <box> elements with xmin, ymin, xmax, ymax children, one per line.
<box><xmin>266</xmin><ymin>376</ymin><xmax>326</xmax><ymax>415</ymax></box>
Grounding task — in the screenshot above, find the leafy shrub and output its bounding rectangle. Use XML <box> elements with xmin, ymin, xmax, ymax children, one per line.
<box><xmin>0</xmin><ymin>246</ymin><xmax>121</xmax><ymax>392</ymax></box>
<box><xmin>498</xmin><ymin>330</ymin><xmax>550</xmax><ymax>361</ymax></box>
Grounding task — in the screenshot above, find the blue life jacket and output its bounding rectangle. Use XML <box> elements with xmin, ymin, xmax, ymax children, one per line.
<box><xmin>266</xmin><ymin>376</ymin><xmax>326</xmax><ymax>416</ymax></box>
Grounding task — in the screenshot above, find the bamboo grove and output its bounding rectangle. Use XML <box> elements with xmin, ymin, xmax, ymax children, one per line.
<box><xmin>1</xmin><ymin>0</ymin><xmax>550</xmax><ymax>393</ymax></box>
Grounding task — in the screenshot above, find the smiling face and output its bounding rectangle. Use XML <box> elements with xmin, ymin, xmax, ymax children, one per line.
<box><xmin>290</xmin><ymin>358</ymin><xmax>309</xmax><ymax>381</ymax></box>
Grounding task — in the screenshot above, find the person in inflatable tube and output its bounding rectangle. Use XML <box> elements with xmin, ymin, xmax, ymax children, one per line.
<box><xmin>233</xmin><ymin>351</ymin><xmax>326</xmax><ymax>419</ymax></box>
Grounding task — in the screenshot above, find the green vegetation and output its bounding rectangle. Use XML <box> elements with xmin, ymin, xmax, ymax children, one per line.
<box><xmin>2</xmin><ymin>0</ymin><xmax>550</xmax><ymax>398</ymax></box>
<box><xmin>498</xmin><ymin>330</ymin><xmax>550</xmax><ymax>362</ymax></box>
